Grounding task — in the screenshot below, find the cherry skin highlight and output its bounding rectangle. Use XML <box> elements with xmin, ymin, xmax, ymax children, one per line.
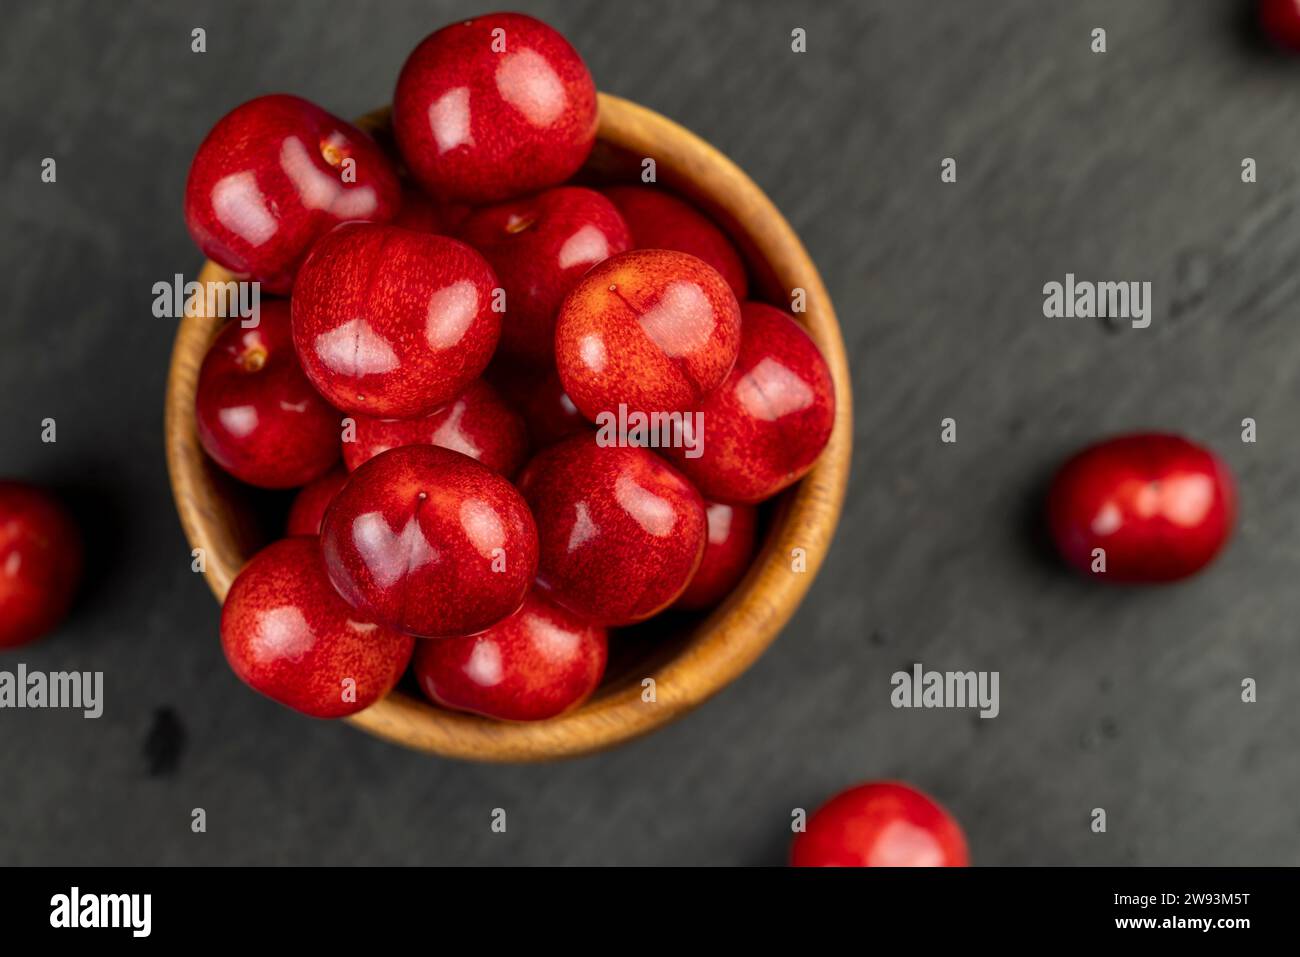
<box><xmin>196</xmin><ymin>300</ymin><xmax>341</xmax><ymax>489</ymax></box>
<box><xmin>673</xmin><ymin>500</ymin><xmax>758</xmax><ymax>610</ymax></box>
<box><xmin>517</xmin><ymin>434</ymin><xmax>707</xmax><ymax>626</ymax></box>
<box><xmin>554</xmin><ymin>249</ymin><xmax>742</xmax><ymax>423</ymax></box>
<box><xmin>286</xmin><ymin>466</ymin><xmax>349</xmax><ymax>536</ymax></box>
<box><xmin>184</xmin><ymin>94</ymin><xmax>400</xmax><ymax>294</ymax></box>
<box><xmin>290</xmin><ymin>222</ymin><xmax>501</xmax><ymax>419</ymax></box>
<box><xmin>341</xmin><ymin>379</ymin><xmax>528</xmax><ymax>477</ymax></box>
<box><xmin>791</xmin><ymin>781</ymin><xmax>970</xmax><ymax>867</ymax></box>
<box><xmin>320</xmin><ymin>445</ymin><xmax>538</xmax><ymax>638</ymax></box>
<box><xmin>458</xmin><ymin>186</ymin><xmax>631</xmax><ymax>364</ymax></box>
<box><xmin>664</xmin><ymin>302</ymin><xmax>835</xmax><ymax>504</ymax></box>
<box><xmin>0</xmin><ymin>482</ymin><xmax>83</xmax><ymax>649</ymax></box>
<box><xmin>393</xmin><ymin>12</ymin><xmax>598</xmax><ymax>204</ymax></box>
<box><xmin>603</xmin><ymin>186</ymin><xmax>748</xmax><ymax>299</ymax></box>
<box><xmin>413</xmin><ymin>590</ymin><xmax>607</xmax><ymax>721</ymax></box>
<box><xmin>219</xmin><ymin>537</ymin><xmax>414</xmax><ymax>718</ymax></box>
<box><xmin>1046</xmin><ymin>433</ymin><xmax>1236</xmax><ymax>583</ymax></box>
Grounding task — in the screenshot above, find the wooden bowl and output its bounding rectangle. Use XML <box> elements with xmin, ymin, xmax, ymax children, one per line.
<box><xmin>165</xmin><ymin>93</ymin><xmax>852</xmax><ymax>761</ymax></box>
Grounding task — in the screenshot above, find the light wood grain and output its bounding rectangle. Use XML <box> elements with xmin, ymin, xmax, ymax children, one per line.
<box><xmin>164</xmin><ymin>93</ymin><xmax>853</xmax><ymax>761</ymax></box>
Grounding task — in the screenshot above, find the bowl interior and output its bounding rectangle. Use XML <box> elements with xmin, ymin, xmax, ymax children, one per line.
<box><xmin>165</xmin><ymin>93</ymin><xmax>852</xmax><ymax>761</ymax></box>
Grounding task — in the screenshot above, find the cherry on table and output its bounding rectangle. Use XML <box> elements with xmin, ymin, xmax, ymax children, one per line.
<box><xmin>791</xmin><ymin>781</ymin><xmax>969</xmax><ymax>867</ymax></box>
<box><xmin>0</xmin><ymin>482</ymin><xmax>82</xmax><ymax>649</ymax></box>
<box><xmin>1046</xmin><ymin>432</ymin><xmax>1236</xmax><ymax>583</ymax></box>
<box><xmin>1260</xmin><ymin>0</ymin><xmax>1300</xmax><ymax>51</ymax></box>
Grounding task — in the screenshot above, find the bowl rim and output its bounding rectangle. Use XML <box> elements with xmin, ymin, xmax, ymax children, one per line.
<box><xmin>165</xmin><ymin>91</ymin><xmax>853</xmax><ymax>762</ymax></box>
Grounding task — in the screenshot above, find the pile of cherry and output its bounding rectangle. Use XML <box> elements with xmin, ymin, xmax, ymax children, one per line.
<box><xmin>0</xmin><ymin>9</ymin><xmax>1249</xmax><ymax>868</ymax></box>
<box><xmin>184</xmin><ymin>13</ymin><xmax>836</xmax><ymax>725</ymax></box>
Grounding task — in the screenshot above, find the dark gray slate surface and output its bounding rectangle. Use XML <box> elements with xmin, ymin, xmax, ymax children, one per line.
<box><xmin>2</xmin><ymin>0</ymin><xmax>1297</xmax><ymax>865</ymax></box>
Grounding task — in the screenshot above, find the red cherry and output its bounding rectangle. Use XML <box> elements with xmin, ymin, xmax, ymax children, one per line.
<box><xmin>1261</xmin><ymin>0</ymin><xmax>1300</xmax><ymax>50</ymax></box>
<box><xmin>290</xmin><ymin>222</ymin><xmax>501</xmax><ymax>419</ymax></box>
<box><xmin>458</xmin><ymin>186</ymin><xmax>631</xmax><ymax>363</ymax></box>
<box><xmin>555</xmin><ymin>249</ymin><xmax>742</xmax><ymax>422</ymax></box>
<box><xmin>184</xmin><ymin>94</ymin><xmax>400</xmax><ymax>294</ymax></box>
<box><xmin>486</xmin><ymin>357</ymin><xmax>591</xmax><ymax>451</ymax></box>
<box><xmin>341</xmin><ymin>379</ymin><xmax>528</xmax><ymax>477</ymax></box>
<box><xmin>673</xmin><ymin>500</ymin><xmax>758</xmax><ymax>610</ymax></box>
<box><xmin>286</xmin><ymin>466</ymin><xmax>349</xmax><ymax>536</ymax></box>
<box><xmin>603</xmin><ymin>186</ymin><xmax>748</xmax><ymax>299</ymax></box>
<box><xmin>791</xmin><ymin>781</ymin><xmax>970</xmax><ymax>867</ymax></box>
<box><xmin>195</xmin><ymin>300</ymin><xmax>341</xmax><ymax>488</ymax></box>
<box><xmin>321</xmin><ymin>445</ymin><xmax>538</xmax><ymax>638</ymax></box>
<box><xmin>413</xmin><ymin>590</ymin><xmax>607</xmax><ymax>721</ymax></box>
<box><xmin>663</xmin><ymin>302</ymin><xmax>835</xmax><ymax>504</ymax></box>
<box><xmin>393</xmin><ymin>13</ymin><xmax>597</xmax><ymax>204</ymax></box>
<box><xmin>220</xmin><ymin>537</ymin><xmax>414</xmax><ymax>717</ymax></box>
<box><xmin>517</xmin><ymin>434</ymin><xmax>706</xmax><ymax>626</ymax></box>
<box><xmin>1046</xmin><ymin>433</ymin><xmax>1236</xmax><ymax>583</ymax></box>
<box><xmin>0</xmin><ymin>482</ymin><xmax>82</xmax><ymax>649</ymax></box>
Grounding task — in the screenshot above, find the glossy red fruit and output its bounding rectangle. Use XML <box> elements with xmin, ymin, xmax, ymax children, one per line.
<box><xmin>791</xmin><ymin>782</ymin><xmax>970</xmax><ymax>868</ymax></box>
<box><xmin>603</xmin><ymin>186</ymin><xmax>748</xmax><ymax>299</ymax></box>
<box><xmin>674</xmin><ymin>501</ymin><xmax>758</xmax><ymax>610</ymax></box>
<box><xmin>1046</xmin><ymin>433</ymin><xmax>1236</xmax><ymax>583</ymax></box>
<box><xmin>286</xmin><ymin>466</ymin><xmax>349</xmax><ymax>536</ymax></box>
<box><xmin>184</xmin><ymin>94</ymin><xmax>400</xmax><ymax>294</ymax></box>
<box><xmin>554</xmin><ymin>249</ymin><xmax>742</xmax><ymax>423</ymax></box>
<box><xmin>393</xmin><ymin>12</ymin><xmax>598</xmax><ymax>204</ymax></box>
<box><xmin>0</xmin><ymin>482</ymin><xmax>82</xmax><ymax>649</ymax></box>
<box><xmin>1261</xmin><ymin>0</ymin><xmax>1300</xmax><ymax>51</ymax></box>
<box><xmin>517</xmin><ymin>434</ymin><xmax>706</xmax><ymax>625</ymax></box>
<box><xmin>486</xmin><ymin>357</ymin><xmax>590</xmax><ymax>450</ymax></box>
<box><xmin>413</xmin><ymin>590</ymin><xmax>607</xmax><ymax>721</ymax></box>
<box><xmin>341</xmin><ymin>379</ymin><xmax>528</xmax><ymax>477</ymax></box>
<box><xmin>321</xmin><ymin>445</ymin><xmax>537</xmax><ymax>638</ymax></box>
<box><xmin>291</xmin><ymin>222</ymin><xmax>501</xmax><ymax>419</ymax></box>
<box><xmin>664</xmin><ymin>302</ymin><xmax>835</xmax><ymax>504</ymax></box>
<box><xmin>458</xmin><ymin>186</ymin><xmax>630</xmax><ymax>363</ymax></box>
<box><xmin>220</xmin><ymin>537</ymin><xmax>414</xmax><ymax>718</ymax></box>
<box><xmin>196</xmin><ymin>300</ymin><xmax>341</xmax><ymax>488</ymax></box>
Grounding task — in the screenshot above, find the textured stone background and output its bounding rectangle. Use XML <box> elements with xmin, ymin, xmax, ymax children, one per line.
<box><xmin>2</xmin><ymin>0</ymin><xmax>1298</xmax><ymax>865</ymax></box>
